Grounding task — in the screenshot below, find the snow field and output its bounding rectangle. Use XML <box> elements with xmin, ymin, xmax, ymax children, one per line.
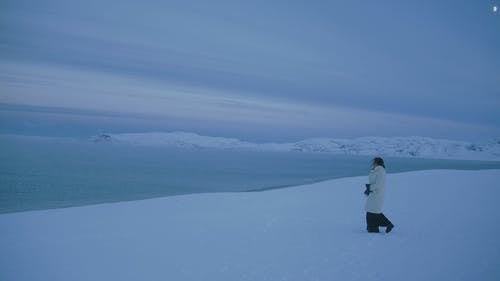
<box><xmin>96</xmin><ymin>132</ymin><xmax>500</xmax><ymax>161</ymax></box>
<box><xmin>1</xmin><ymin>169</ymin><xmax>499</xmax><ymax>281</ymax></box>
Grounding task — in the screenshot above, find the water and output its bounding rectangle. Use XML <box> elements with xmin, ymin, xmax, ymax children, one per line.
<box><xmin>1</xmin><ymin>136</ymin><xmax>500</xmax><ymax>214</ymax></box>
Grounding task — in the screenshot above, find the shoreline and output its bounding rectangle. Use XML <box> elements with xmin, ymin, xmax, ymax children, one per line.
<box><xmin>2</xmin><ymin>168</ymin><xmax>500</xmax><ymax>216</ymax></box>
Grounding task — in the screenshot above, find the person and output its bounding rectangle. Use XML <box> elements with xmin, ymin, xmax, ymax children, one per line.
<box><xmin>364</xmin><ymin>157</ymin><xmax>394</xmax><ymax>233</ymax></box>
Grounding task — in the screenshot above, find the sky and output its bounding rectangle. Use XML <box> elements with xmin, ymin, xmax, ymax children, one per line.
<box><xmin>0</xmin><ymin>0</ymin><xmax>499</xmax><ymax>141</ymax></box>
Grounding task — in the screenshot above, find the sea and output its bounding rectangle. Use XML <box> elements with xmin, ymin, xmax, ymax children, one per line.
<box><xmin>1</xmin><ymin>135</ymin><xmax>500</xmax><ymax>214</ymax></box>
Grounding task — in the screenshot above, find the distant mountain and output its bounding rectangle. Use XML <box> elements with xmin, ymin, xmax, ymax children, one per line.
<box><xmin>92</xmin><ymin>132</ymin><xmax>500</xmax><ymax>161</ymax></box>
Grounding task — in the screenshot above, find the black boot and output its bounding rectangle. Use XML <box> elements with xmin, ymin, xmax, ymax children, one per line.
<box><xmin>367</xmin><ymin>226</ymin><xmax>380</xmax><ymax>233</ymax></box>
<box><xmin>386</xmin><ymin>223</ymin><xmax>394</xmax><ymax>233</ymax></box>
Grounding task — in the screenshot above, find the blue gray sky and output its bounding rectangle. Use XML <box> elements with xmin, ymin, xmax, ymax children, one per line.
<box><xmin>1</xmin><ymin>0</ymin><xmax>499</xmax><ymax>141</ymax></box>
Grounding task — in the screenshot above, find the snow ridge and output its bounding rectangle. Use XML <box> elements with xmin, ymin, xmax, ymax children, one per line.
<box><xmin>92</xmin><ymin>132</ymin><xmax>500</xmax><ymax>161</ymax></box>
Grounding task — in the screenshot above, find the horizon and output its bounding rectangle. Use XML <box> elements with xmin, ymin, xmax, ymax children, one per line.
<box><xmin>0</xmin><ymin>101</ymin><xmax>499</xmax><ymax>143</ymax></box>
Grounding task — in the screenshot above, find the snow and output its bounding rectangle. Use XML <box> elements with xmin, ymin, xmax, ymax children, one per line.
<box><xmin>1</xmin><ymin>169</ymin><xmax>499</xmax><ymax>281</ymax></box>
<box><xmin>93</xmin><ymin>132</ymin><xmax>500</xmax><ymax>161</ymax></box>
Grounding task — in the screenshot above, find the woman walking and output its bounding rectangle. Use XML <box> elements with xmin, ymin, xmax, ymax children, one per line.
<box><xmin>364</xmin><ymin>157</ymin><xmax>394</xmax><ymax>233</ymax></box>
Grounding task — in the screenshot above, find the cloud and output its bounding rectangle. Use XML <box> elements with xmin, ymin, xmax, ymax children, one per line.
<box><xmin>2</xmin><ymin>61</ymin><xmax>499</xmax><ymax>141</ymax></box>
<box><xmin>2</xmin><ymin>0</ymin><xmax>499</xmax><ymax>136</ymax></box>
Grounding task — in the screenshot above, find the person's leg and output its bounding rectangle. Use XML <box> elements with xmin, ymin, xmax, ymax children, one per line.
<box><xmin>379</xmin><ymin>213</ymin><xmax>394</xmax><ymax>233</ymax></box>
<box><xmin>378</xmin><ymin>213</ymin><xmax>391</xmax><ymax>227</ymax></box>
<box><xmin>366</xmin><ymin>212</ymin><xmax>380</xmax><ymax>233</ymax></box>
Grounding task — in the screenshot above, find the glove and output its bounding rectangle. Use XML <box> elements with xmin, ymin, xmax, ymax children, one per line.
<box><xmin>364</xmin><ymin>184</ymin><xmax>371</xmax><ymax>196</ymax></box>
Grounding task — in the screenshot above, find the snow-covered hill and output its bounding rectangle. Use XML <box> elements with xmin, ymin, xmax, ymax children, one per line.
<box><xmin>92</xmin><ymin>132</ymin><xmax>500</xmax><ymax>161</ymax></box>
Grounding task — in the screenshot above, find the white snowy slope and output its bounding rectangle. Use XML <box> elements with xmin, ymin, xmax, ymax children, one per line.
<box><xmin>1</xmin><ymin>169</ymin><xmax>499</xmax><ymax>281</ymax></box>
<box><xmin>93</xmin><ymin>132</ymin><xmax>500</xmax><ymax>160</ymax></box>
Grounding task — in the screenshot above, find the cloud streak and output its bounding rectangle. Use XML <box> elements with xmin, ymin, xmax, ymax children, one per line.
<box><xmin>1</xmin><ymin>61</ymin><xmax>498</xmax><ymax>141</ymax></box>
